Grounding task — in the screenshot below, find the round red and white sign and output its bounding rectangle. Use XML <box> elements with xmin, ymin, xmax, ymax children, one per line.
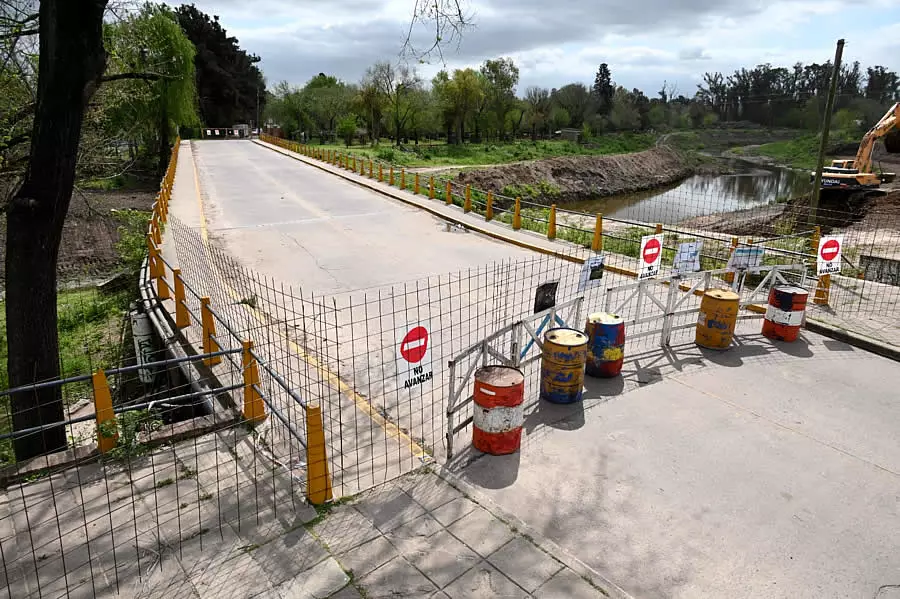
<box><xmin>400</xmin><ymin>326</ymin><xmax>429</xmax><ymax>363</ymax></box>
<box><xmin>820</xmin><ymin>238</ymin><xmax>840</xmax><ymax>261</ymax></box>
<box><xmin>642</xmin><ymin>237</ymin><xmax>661</xmax><ymax>264</ymax></box>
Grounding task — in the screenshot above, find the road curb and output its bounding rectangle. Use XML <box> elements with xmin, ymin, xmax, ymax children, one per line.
<box><xmin>430</xmin><ymin>463</ymin><xmax>635</xmax><ymax>599</ymax></box>
<box><xmin>805</xmin><ymin>318</ymin><xmax>900</xmax><ymax>362</ymax></box>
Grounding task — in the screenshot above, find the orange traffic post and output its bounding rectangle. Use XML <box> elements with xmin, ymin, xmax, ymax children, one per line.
<box><xmin>486</xmin><ymin>191</ymin><xmax>494</xmax><ymax>220</ymax></box>
<box><xmin>305</xmin><ymin>404</ymin><xmax>334</xmax><ymax>504</ymax></box>
<box><xmin>369</xmin><ymin>160</ymin><xmax>373</xmax><ymax>178</ymax></box>
<box><xmin>389</xmin><ymin>166</ymin><xmax>395</xmax><ymax>186</ymax></box>
<box><xmin>378</xmin><ymin>163</ymin><xmax>384</xmax><ymax>182</ymax></box>
<box><xmin>414</xmin><ymin>173</ymin><xmax>420</xmax><ymax>195</ymax></box>
<box><xmin>464</xmin><ymin>185</ymin><xmax>472</xmax><ymax>213</ymax></box>
<box><xmin>401</xmin><ymin>168</ymin><xmax>406</xmax><ymax>190</ymax></box>
<box><xmin>513</xmin><ymin>197</ymin><xmax>522</xmax><ymax>230</ymax></box>
<box><xmin>156</xmin><ymin>266</ymin><xmax>171</xmax><ymax>300</ymax></box>
<box><xmin>173</xmin><ymin>269</ymin><xmax>190</xmax><ymax>328</ymax></box>
<box><xmin>241</xmin><ymin>340</ymin><xmax>266</xmax><ymax>423</ymax></box>
<box><xmin>200</xmin><ymin>297</ymin><xmax>222</xmax><ymax>366</ymax></box>
<box><xmin>351</xmin><ymin>156</ymin><xmax>356</xmax><ymax>171</ymax></box>
<box><xmin>445</xmin><ymin>181</ymin><xmax>453</xmax><ymax>205</ymax></box>
<box><xmin>591</xmin><ymin>213</ymin><xmax>603</xmax><ymax>252</ymax></box>
<box><xmin>93</xmin><ymin>370</ymin><xmax>117</xmax><ymax>454</ymax></box>
<box><xmin>429</xmin><ymin>176</ymin><xmax>435</xmax><ymax>199</ymax></box>
<box><xmin>147</xmin><ymin>238</ymin><xmax>162</xmax><ymax>279</ymax></box>
<box><xmin>152</xmin><ymin>219</ymin><xmax>162</xmax><ymax>246</ymax></box>
<box><xmin>548</xmin><ymin>204</ymin><xmax>557</xmax><ymax>239</ymax></box>
<box><xmin>725</xmin><ymin>237</ymin><xmax>738</xmax><ymax>284</ymax></box>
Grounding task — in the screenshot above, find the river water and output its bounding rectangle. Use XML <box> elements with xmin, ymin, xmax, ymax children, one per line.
<box><xmin>564</xmin><ymin>160</ymin><xmax>811</xmax><ymax>223</ymax></box>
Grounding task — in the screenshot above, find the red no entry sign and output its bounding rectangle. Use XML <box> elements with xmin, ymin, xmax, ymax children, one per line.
<box><xmin>642</xmin><ymin>237</ymin><xmax>661</xmax><ymax>264</ymax></box>
<box><xmin>820</xmin><ymin>238</ymin><xmax>840</xmax><ymax>261</ymax></box>
<box><xmin>400</xmin><ymin>326</ymin><xmax>429</xmax><ymax>363</ymax></box>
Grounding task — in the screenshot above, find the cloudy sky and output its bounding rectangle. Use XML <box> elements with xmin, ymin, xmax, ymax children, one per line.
<box><xmin>189</xmin><ymin>0</ymin><xmax>900</xmax><ymax>96</ymax></box>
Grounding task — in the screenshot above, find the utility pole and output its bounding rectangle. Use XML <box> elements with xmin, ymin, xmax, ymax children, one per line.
<box><xmin>810</xmin><ymin>38</ymin><xmax>844</xmax><ymax>224</ymax></box>
<box><xmin>256</xmin><ymin>84</ymin><xmax>260</xmax><ymax>137</ymax></box>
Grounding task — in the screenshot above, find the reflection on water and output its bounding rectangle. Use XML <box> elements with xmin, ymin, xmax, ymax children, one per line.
<box><xmin>564</xmin><ymin>160</ymin><xmax>811</xmax><ymax>223</ymax></box>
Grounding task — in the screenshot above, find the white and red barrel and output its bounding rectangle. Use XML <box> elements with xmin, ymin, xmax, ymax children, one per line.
<box><xmin>762</xmin><ymin>285</ymin><xmax>809</xmax><ymax>342</ymax></box>
<box><xmin>472</xmin><ymin>366</ymin><xmax>525</xmax><ymax>455</ymax></box>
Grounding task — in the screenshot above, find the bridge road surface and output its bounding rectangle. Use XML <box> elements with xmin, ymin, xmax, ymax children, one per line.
<box><xmin>171</xmin><ymin>139</ymin><xmax>560</xmax><ymax>495</ymax></box>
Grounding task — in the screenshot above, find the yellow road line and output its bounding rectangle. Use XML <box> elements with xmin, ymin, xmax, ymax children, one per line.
<box><xmin>186</xmin><ymin>144</ymin><xmax>431</xmax><ymax>464</ymax></box>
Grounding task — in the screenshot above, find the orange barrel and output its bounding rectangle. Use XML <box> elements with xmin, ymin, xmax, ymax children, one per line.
<box><xmin>762</xmin><ymin>285</ymin><xmax>808</xmax><ymax>342</ymax></box>
<box><xmin>585</xmin><ymin>312</ymin><xmax>625</xmax><ymax>378</ymax></box>
<box><xmin>696</xmin><ymin>289</ymin><xmax>740</xmax><ymax>350</ymax></box>
<box><xmin>540</xmin><ymin>328</ymin><xmax>588</xmax><ymax>404</ymax></box>
<box><xmin>472</xmin><ymin>366</ymin><xmax>525</xmax><ymax>455</ymax></box>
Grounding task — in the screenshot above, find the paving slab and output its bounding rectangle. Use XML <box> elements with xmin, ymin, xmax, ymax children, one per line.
<box><xmin>446</xmin><ymin>506</ymin><xmax>516</xmax><ymax>558</ymax></box>
<box><xmin>442</xmin><ymin>560</ymin><xmax>526</xmax><ymax>599</ymax></box>
<box><xmin>534</xmin><ymin>568</ymin><xmax>609</xmax><ymax>599</ymax></box>
<box><xmin>487</xmin><ymin>537</ymin><xmax>564</xmax><ymax>593</ymax></box>
<box><xmin>356</xmin><ymin>555</ymin><xmax>437</xmax><ymax>598</ymax></box>
<box><xmin>276</xmin><ymin>557</ymin><xmax>349</xmax><ymax>599</ymax></box>
<box><xmin>334</xmin><ymin>536</ymin><xmax>398</xmax><ymax>579</ymax></box>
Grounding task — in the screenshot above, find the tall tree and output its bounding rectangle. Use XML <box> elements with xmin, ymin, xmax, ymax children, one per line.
<box><xmin>174</xmin><ymin>4</ymin><xmax>265</xmax><ymax>127</ymax></box>
<box><xmin>479</xmin><ymin>57</ymin><xmax>519</xmax><ymax>140</ymax></box>
<box><xmin>6</xmin><ymin>0</ymin><xmax>109</xmax><ymax>459</ymax></box>
<box><xmin>524</xmin><ymin>85</ymin><xmax>550</xmax><ymax>141</ymax></box>
<box><xmin>592</xmin><ymin>63</ymin><xmax>614</xmax><ymax>116</ymax></box>
<box><xmin>553</xmin><ymin>83</ymin><xmax>590</xmax><ymax>128</ymax></box>
<box><xmin>369</xmin><ymin>61</ymin><xmax>422</xmax><ymax>145</ymax></box>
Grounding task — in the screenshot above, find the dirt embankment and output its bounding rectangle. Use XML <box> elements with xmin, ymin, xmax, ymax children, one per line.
<box><xmin>455</xmin><ymin>146</ymin><xmax>708</xmax><ymax>205</ymax></box>
<box><xmin>0</xmin><ymin>190</ymin><xmax>156</xmax><ymax>284</ymax></box>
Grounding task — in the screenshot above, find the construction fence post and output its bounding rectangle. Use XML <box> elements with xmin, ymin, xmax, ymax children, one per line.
<box><xmin>173</xmin><ymin>269</ymin><xmax>190</xmax><ymax>328</ymax></box>
<box><xmin>306</xmin><ymin>404</ymin><xmax>334</xmax><ymax>505</ymax></box>
<box><xmin>592</xmin><ymin>213</ymin><xmax>603</xmax><ymax>252</ymax></box>
<box><xmin>200</xmin><ymin>297</ymin><xmax>222</xmax><ymax>366</ymax></box>
<box><xmin>93</xmin><ymin>370</ymin><xmax>117</xmax><ymax>453</ymax></box>
<box><xmin>811</xmin><ymin>226</ymin><xmax>831</xmax><ymax>305</ymax></box>
<box><xmin>242</xmin><ymin>340</ymin><xmax>266</xmax><ymax>423</ymax></box>
<box><xmin>486</xmin><ymin>191</ymin><xmax>494</xmax><ymax>221</ymax></box>
<box><xmin>548</xmin><ymin>204</ymin><xmax>557</xmax><ymax>239</ymax></box>
<box><xmin>513</xmin><ymin>197</ymin><xmax>522</xmax><ymax>230</ymax></box>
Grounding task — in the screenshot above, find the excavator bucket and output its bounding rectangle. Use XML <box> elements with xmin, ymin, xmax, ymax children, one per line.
<box><xmin>885</xmin><ymin>131</ymin><xmax>900</xmax><ymax>153</ymax></box>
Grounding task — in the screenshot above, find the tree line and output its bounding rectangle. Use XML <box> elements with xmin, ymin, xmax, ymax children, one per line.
<box><xmin>267</xmin><ymin>58</ymin><xmax>900</xmax><ymax>147</ymax></box>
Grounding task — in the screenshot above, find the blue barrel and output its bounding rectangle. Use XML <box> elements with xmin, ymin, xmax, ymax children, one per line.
<box><xmin>540</xmin><ymin>328</ymin><xmax>588</xmax><ymax>404</ymax></box>
<box><xmin>585</xmin><ymin>312</ymin><xmax>625</xmax><ymax>378</ymax></box>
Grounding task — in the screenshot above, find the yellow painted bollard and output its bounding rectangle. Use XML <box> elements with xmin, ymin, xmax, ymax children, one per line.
<box><xmin>369</xmin><ymin>160</ymin><xmax>373</xmax><ymax>178</ymax></box>
<box><xmin>200</xmin><ymin>297</ymin><xmax>222</xmax><ymax>366</ymax></box>
<box><xmin>548</xmin><ymin>204</ymin><xmax>557</xmax><ymax>239</ymax></box>
<box><xmin>486</xmin><ymin>191</ymin><xmax>494</xmax><ymax>220</ymax></box>
<box><xmin>724</xmin><ymin>237</ymin><xmax>738</xmax><ymax>284</ymax></box>
<box><xmin>242</xmin><ymin>340</ymin><xmax>266</xmax><ymax>423</ymax></box>
<box><xmin>379</xmin><ymin>164</ymin><xmax>384</xmax><ymax>182</ymax></box>
<box><xmin>173</xmin><ymin>269</ymin><xmax>190</xmax><ymax>328</ymax></box>
<box><xmin>401</xmin><ymin>168</ymin><xmax>406</xmax><ymax>190</ymax></box>
<box><xmin>655</xmin><ymin>223</ymin><xmax>663</xmax><ymax>235</ymax></box>
<box><xmin>591</xmin><ymin>213</ymin><xmax>603</xmax><ymax>252</ymax></box>
<box><xmin>389</xmin><ymin>166</ymin><xmax>395</xmax><ymax>186</ymax></box>
<box><xmin>93</xmin><ymin>370</ymin><xmax>117</xmax><ymax>453</ymax></box>
<box><xmin>513</xmin><ymin>197</ymin><xmax>522</xmax><ymax>230</ymax></box>
<box><xmin>352</xmin><ymin>156</ymin><xmax>356</xmax><ymax>171</ymax></box>
<box><xmin>445</xmin><ymin>181</ymin><xmax>453</xmax><ymax>205</ymax></box>
<box><xmin>147</xmin><ymin>238</ymin><xmax>162</xmax><ymax>279</ymax></box>
<box><xmin>429</xmin><ymin>176</ymin><xmax>435</xmax><ymax>199</ymax></box>
<box><xmin>414</xmin><ymin>173</ymin><xmax>420</xmax><ymax>195</ymax></box>
<box><xmin>464</xmin><ymin>185</ymin><xmax>472</xmax><ymax>213</ymax></box>
<box><xmin>152</xmin><ymin>219</ymin><xmax>162</xmax><ymax>246</ymax></box>
<box><xmin>696</xmin><ymin>289</ymin><xmax>740</xmax><ymax>349</ymax></box>
<box><xmin>156</xmin><ymin>266</ymin><xmax>171</xmax><ymax>300</ymax></box>
<box><xmin>305</xmin><ymin>404</ymin><xmax>334</xmax><ymax>505</ymax></box>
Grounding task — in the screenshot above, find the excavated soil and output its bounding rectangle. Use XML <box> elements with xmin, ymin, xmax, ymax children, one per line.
<box><xmin>455</xmin><ymin>146</ymin><xmax>702</xmax><ymax>205</ymax></box>
<box><xmin>0</xmin><ymin>190</ymin><xmax>156</xmax><ymax>284</ymax></box>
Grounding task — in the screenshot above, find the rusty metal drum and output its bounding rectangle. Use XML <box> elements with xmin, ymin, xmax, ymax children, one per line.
<box><xmin>762</xmin><ymin>285</ymin><xmax>808</xmax><ymax>342</ymax></box>
<box><xmin>540</xmin><ymin>328</ymin><xmax>588</xmax><ymax>404</ymax></box>
<box><xmin>585</xmin><ymin>312</ymin><xmax>625</xmax><ymax>378</ymax></box>
<box><xmin>696</xmin><ymin>289</ymin><xmax>740</xmax><ymax>349</ymax></box>
<box><xmin>472</xmin><ymin>366</ymin><xmax>525</xmax><ymax>455</ymax></box>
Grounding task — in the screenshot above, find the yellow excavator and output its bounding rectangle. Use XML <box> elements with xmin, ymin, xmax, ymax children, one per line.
<box><xmin>816</xmin><ymin>102</ymin><xmax>899</xmax><ymax>198</ymax></box>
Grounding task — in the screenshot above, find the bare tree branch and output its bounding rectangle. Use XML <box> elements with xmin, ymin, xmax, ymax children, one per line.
<box><xmin>100</xmin><ymin>71</ymin><xmax>172</xmax><ymax>83</ymax></box>
<box><xmin>0</xmin><ymin>27</ymin><xmax>37</xmax><ymax>40</ymax></box>
<box><xmin>401</xmin><ymin>0</ymin><xmax>474</xmax><ymax>64</ymax></box>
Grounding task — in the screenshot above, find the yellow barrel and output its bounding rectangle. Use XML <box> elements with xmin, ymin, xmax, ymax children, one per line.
<box><xmin>696</xmin><ymin>289</ymin><xmax>740</xmax><ymax>349</ymax></box>
<box><xmin>540</xmin><ymin>328</ymin><xmax>588</xmax><ymax>404</ymax></box>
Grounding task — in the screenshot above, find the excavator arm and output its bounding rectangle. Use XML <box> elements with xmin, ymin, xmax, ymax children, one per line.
<box><xmin>854</xmin><ymin>102</ymin><xmax>899</xmax><ymax>174</ymax></box>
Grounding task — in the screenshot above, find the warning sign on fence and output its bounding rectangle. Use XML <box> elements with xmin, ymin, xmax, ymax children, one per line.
<box><xmin>817</xmin><ymin>235</ymin><xmax>843</xmax><ymax>275</ymax></box>
<box><xmin>638</xmin><ymin>234</ymin><xmax>664</xmax><ymax>281</ymax></box>
<box><xmin>672</xmin><ymin>241</ymin><xmax>703</xmax><ymax>275</ymax></box>
<box><xmin>577</xmin><ymin>255</ymin><xmax>605</xmax><ymax>291</ymax></box>
<box><xmin>396</xmin><ymin>322</ymin><xmax>433</xmax><ymax>390</ymax></box>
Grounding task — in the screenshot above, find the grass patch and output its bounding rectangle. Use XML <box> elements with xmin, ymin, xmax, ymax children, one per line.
<box><xmin>746</xmin><ymin>132</ymin><xmax>857</xmax><ymax>171</ymax></box>
<box><xmin>315</xmin><ymin>134</ymin><xmax>655</xmax><ymax>168</ymax></box>
<box><xmin>80</xmin><ymin>173</ymin><xmax>144</xmax><ymax>191</ymax></box>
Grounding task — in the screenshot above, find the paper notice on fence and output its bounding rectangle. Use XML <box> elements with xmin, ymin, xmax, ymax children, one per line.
<box><xmin>727</xmin><ymin>245</ymin><xmax>765</xmax><ymax>271</ymax></box>
<box><xmin>672</xmin><ymin>241</ymin><xmax>703</xmax><ymax>275</ymax></box>
<box><xmin>577</xmin><ymin>255</ymin><xmax>605</xmax><ymax>292</ymax></box>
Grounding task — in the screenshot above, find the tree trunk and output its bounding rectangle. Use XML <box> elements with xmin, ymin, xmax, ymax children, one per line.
<box><xmin>5</xmin><ymin>0</ymin><xmax>109</xmax><ymax>460</ymax></box>
<box><xmin>158</xmin><ymin>81</ymin><xmax>170</xmax><ymax>177</ymax></box>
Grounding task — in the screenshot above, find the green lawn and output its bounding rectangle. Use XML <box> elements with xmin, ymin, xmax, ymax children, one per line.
<box><xmin>745</xmin><ymin>136</ymin><xmax>820</xmax><ymax>170</ymax></box>
<box><xmin>315</xmin><ymin>134</ymin><xmax>656</xmax><ymax>168</ymax></box>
